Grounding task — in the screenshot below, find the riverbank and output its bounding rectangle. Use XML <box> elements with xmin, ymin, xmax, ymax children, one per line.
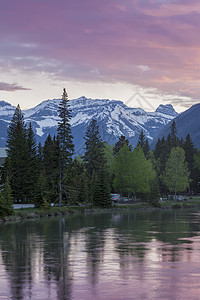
<box><xmin>1</xmin><ymin>197</ymin><xmax>200</xmax><ymax>223</ymax></box>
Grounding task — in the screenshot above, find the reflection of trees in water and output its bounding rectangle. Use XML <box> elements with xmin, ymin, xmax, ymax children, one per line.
<box><xmin>0</xmin><ymin>218</ymin><xmax>73</xmax><ymax>300</ymax></box>
<box><xmin>0</xmin><ymin>210</ymin><xmax>200</xmax><ymax>299</ymax></box>
<box><xmin>112</xmin><ymin>209</ymin><xmax>199</xmax><ymax>266</ymax></box>
<box><xmin>85</xmin><ymin>229</ymin><xmax>105</xmax><ymax>286</ymax></box>
<box><xmin>0</xmin><ymin>222</ymin><xmax>34</xmax><ymax>300</ymax></box>
<box><xmin>82</xmin><ymin>214</ymin><xmax>110</xmax><ymax>287</ymax></box>
<box><xmin>113</xmin><ymin>211</ymin><xmax>152</xmax><ymax>261</ymax></box>
<box><xmin>41</xmin><ymin>218</ymin><xmax>73</xmax><ymax>300</ymax></box>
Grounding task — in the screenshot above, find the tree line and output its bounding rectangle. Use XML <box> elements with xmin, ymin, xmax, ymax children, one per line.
<box><xmin>1</xmin><ymin>89</ymin><xmax>200</xmax><ymax>215</ymax></box>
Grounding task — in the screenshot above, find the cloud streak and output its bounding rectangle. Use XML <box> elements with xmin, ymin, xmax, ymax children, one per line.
<box><xmin>1</xmin><ymin>0</ymin><xmax>200</xmax><ymax>109</ymax></box>
<box><xmin>0</xmin><ymin>82</ymin><xmax>30</xmax><ymax>92</ymax></box>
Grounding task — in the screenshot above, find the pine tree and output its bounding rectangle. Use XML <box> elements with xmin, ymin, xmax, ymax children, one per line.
<box><xmin>93</xmin><ymin>165</ymin><xmax>112</xmax><ymax>207</ymax></box>
<box><xmin>146</xmin><ymin>178</ymin><xmax>161</xmax><ymax>207</ymax></box>
<box><xmin>170</xmin><ymin>120</ymin><xmax>179</xmax><ymax>148</ymax></box>
<box><xmin>5</xmin><ymin>104</ymin><xmax>29</xmax><ymax>201</ymax></box>
<box><xmin>65</xmin><ymin>158</ymin><xmax>89</xmax><ymax>204</ymax></box>
<box><xmin>184</xmin><ymin>134</ymin><xmax>196</xmax><ymax>172</ymax></box>
<box><xmin>84</xmin><ymin>119</ymin><xmax>105</xmax><ymax>178</ymax></box>
<box><xmin>154</xmin><ymin>136</ymin><xmax>168</xmax><ymax>177</ymax></box>
<box><xmin>57</xmin><ymin>88</ymin><xmax>74</xmax><ymax>165</ymax></box>
<box><xmin>34</xmin><ymin>170</ymin><xmax>50</xmax><ymax>208</ymax></box>
<box><xmin>74</xmin><ymin>158</ymin><xmax>89</xmax><ymax>203</ymax></box>
<box><xmin>37</xmin><ymin>142</ymin><xmax>43</xmax><ymax>173</ymax></box>
<box><xmin>183</xmin><ymin>133</ymin><xmax>197</xmax><ymax>193</ymax></box>
<box><xmin>0</xmin><ymin>176</ymin><xmax>14</xmax><ymax>216</ymax></box>
<box><xmin>43</xmin><ymin>135</ymin><xmax>60</xmax><ymax>203</ymax></box>
<box><xmin>137</xmin><ymin>130</ymin><xmax>145</xmax><ymax>150</ymax></box>
<box><xmin>143</xmin><ymin>139</ymin><xmax>150</xmax><ymax>158</ymax></box>
<box><xmin>166</xmin><ymin>133</ymin><xmax>172</xmax><ymax>152</ymax></box>
<box><xmin>113</xmin><ymin>135</ymin><xmax>132</xmax><ymax>156</ymax></box>
<box><xmin>83</xmin><ymin>119</ymin><xmax>108</xmax><ymax>203</ymax></box>
<box><xmin>26</xmin><ymin>122</ymin><xmax>38</xmax><ymax>200</ymax></box>
<box><xmin>57</xmin><ymin>88</ymin><xmax>74</xmax><ymax>206</ymax></box>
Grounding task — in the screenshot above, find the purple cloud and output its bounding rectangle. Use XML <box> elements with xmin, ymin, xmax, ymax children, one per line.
<box><xmin>0</xmin><ymin>82</ymin><xmax>31</xmax><ymax>92</ymax></box>
<box><xmin>1</xmin><ymin>0</ymin><xmax>200</xmax><ymax>104</ymax></box>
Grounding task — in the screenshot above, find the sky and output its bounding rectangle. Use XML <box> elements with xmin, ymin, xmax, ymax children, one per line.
<box><xmin>1</xmin><ymin>0</ymin><xmax>200</xmax><ymax>112</ymax></box>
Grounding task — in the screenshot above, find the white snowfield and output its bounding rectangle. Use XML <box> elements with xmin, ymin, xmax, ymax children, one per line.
<box><xmin>0</xmin><ymin>97</ymin><xmax>178</xmax><ymax>149</ymax></box>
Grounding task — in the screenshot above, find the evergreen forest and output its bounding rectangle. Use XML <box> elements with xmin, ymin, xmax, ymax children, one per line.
<box><xmin>1</xmin><ymin>89</ymin><xmax>200</xmax><ymax>216</ymax></box>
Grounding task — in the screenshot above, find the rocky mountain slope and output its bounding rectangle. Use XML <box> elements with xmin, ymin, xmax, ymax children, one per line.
<box><xmin>0</xmin><ymin>97</ymin><xmax>178</xmax><ymax>154</ymax></box>
<box><xmin>152</xmin><ymin>103</ymin><xmax>200</xmax><ymax>149</ymax></box>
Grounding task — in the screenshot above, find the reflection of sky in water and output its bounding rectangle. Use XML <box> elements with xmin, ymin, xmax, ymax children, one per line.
<box><xmin>0</xmin><ymin>210</ymin><xmax>200</xmax><ymax>299</ymax></box>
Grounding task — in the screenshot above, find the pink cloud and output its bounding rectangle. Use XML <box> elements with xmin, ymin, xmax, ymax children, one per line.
<box><xmin>1</xmin><ymin>0</ymin><xmax>200</xmax><ymax>104</ymax></box>
<box><xmin>0</xmin><ymin>82</ymin><xmax>31</xmax><ymax>92</ymax></box>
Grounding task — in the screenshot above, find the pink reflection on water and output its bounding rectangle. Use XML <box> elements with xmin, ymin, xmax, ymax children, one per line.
<box><xmin>1</xmin><ymin>215</ymin><xmax>200</xmax><ymax>299</ymax></box>
<box><xmin>71</xmin><ymin>232</ymin><xmax>200</xmax><ymax>300</ymax></box>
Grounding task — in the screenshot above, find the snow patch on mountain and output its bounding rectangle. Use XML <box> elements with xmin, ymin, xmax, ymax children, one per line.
<box><xmin>0</xmin><ymin>98</ymin><xmax>178</xmax><ymax>151</ymax></box>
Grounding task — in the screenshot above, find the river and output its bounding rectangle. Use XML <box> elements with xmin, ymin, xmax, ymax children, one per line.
<box><xmin>0</xmin><ymin>209</ymin><xmax>200</xmax><ymax>299</ymax></box>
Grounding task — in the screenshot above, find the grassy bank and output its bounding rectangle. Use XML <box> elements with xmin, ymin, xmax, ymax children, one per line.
<box><xmin>1</xmin><ymin>197</ymin><xmax>200</xmax><ymax>223</ymax></box>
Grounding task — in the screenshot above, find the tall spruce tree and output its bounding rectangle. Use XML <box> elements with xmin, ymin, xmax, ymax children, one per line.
<box><xmin>93</xmin><ymin>165</ymin><xmax>112</xmax><ymax>207</ymax></box>
<box><xmin>137</xmin><ymin>130</ymin><xmax>150</xmax><ymax>158</ymax></box>
<box><xmin>5</xmin><ymin>104</ymin><xmax>29</xmax><ymax>201</ymax></box>
<box><xmin>0</xmin><ymin>176</ymin><xmax>14</xmax><ymax>216</ymax></box>
<box><xmin>184</xmin><ymin>134</ymin><xmax>196</xmax><ymax>172</ymax></box>
<box><xmin>170</xmin><ymin>120</ymin><xmax>179</xmax><ymax>148</ymax></box>
<box><xmin>34</xmin><ymin>170</ymin><xmax>50</xmax><ymax>208</ymax></box>
<box><xmin>84</xmin><ymin>119</ymin><xmax>105</xmax><ymax>177</ymax></box>
<box><xmin>143</xmin><ymin>138</ymin><xmax>150</xmax><ymax>158</ymax></box>
<box><xmin>43</xmin><ymin>135</ymin><xmax>60</xmax><ymax>203</ymax></box>
<box><xmin>83</xmin><ymin>119</ymin><xmax>108</xmax><ymax>203</ymax></box>
<box><xmin>113</xmin><ymin>135</ymin><xmax>132</xmax><ymax>156</ymax></box>
<box><xmin>57</xmin><ymin>88</ymin><xmax>74</xmax><ymax>205</ymax></box>
<box><xmin>26</xmin><ymin>122</ymin><xmax>38</xmax><ymax>199</ymax></box>
<box><xmin>137</xmin><ymin>130</ymin><xmax>145</xmax><ymax>150</ymax></box>
<box><xmin>184</xmin><ymin>133</ymin><xmax>197</xmax><ymax>192</ymax></box>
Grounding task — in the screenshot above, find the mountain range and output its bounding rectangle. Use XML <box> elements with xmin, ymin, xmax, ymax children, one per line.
<box><xmin>153</xmin><ymin>103</ymin><xmax>200</xmax><ymax>149</ymax></box>
<box><xmin>0</xmin><ymin>96</ymin><xmax>197</xmax><ymax>153</ymax></box>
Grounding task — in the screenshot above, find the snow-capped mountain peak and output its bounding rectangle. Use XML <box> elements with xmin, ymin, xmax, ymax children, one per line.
<box><xmin>155</xmin><ymin>104</ymin><xmax>178</xmax><ymax>117</ymax></box>
<box><xmin>0</xmin><ymin>97</ymin><xmax>178</xmax><ymax>153</ymax></box>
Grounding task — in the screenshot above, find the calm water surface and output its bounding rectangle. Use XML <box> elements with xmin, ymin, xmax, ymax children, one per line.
<box><xmin>0</xmin><ymin>209</ymin><xmax>200</xmax><ymax>299</ymax></box>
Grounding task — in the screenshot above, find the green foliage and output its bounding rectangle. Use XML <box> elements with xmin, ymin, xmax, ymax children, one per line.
<box><xmin>131</xmin><ymin>146</ymin><xmax>156</xmax><ymax>196</ymax></box>
<box><xmin>26</xmin><ymin>122</ymin><xmax>39</xmax><ymax>199</ymax></box>
<box><xmin>57</xmin><ymin>88</ymin><xmax>74</xmax><ymax>166</ymax></box>
<box><xmin>62</xmin><ymin>159</ymin><xmax>89</xmax><ymax>204</ymax></box>
<box><xmin>146</xmin><ymin>178</ymin><xmax>161</xmax><ymax>207</ymax></box>
<box><xmin>162</xmin><ymin>147</ymin><xmax>190</xmax><ymax>196</ymax></box>
<box><xmin>93</xmin><ymin>165</ymin><xmax>112</xmax><ymax>208</ymax></box>
<box><xmin>34</xmin><ymin>171</ymin><xmax>51</xmax><ymax>208</ymax></box>
<box><xmin>83</xmin><ymin>119</ymin><xmax>111</xmax><ymax>204</ymax></box>
<box><xmin>113</xmin><ymin>144</ymin><xmax>132</xmax><ymax>195</ymax></box>
<box><xmin>194</xmin><ymin>150</ymin><xmax>200</xmax><ymax>171</ymax></box>
<box><xmin>170</xmin><ymin>121</ymin><xmax>179</xmax><ymax>148</ymax></box>
<box><xmin>4</xmin><ymin>105</ymin><xmax>30</xmax><ymax>201</ymax></box>
<box><xmin>184</xmin><ymin>133</ymin><xmax>196</xmax><ymax>172</ymax></box>
<box><xmin>113</xmin><ymin>144</ymin><xmax>156</xmax><ymax>199</ymax></box>
<box><xmin>104</xmin><ymin>143</ymin><xmax>114</xmax><ymax>171</ymax></box>
<box><xmin>42</xmin><ymin>135</ymin><xmax>60</xmax><ymax>202</ymax></box>
<box><xmin>0</xmin><ymin>177</ymin><xmax>14</xmax><ymax>216</ymax></box>
<box><xmin>137</xmin><ymin>130</ymin><xmax>145</xmax><ymax>149</ymax></box>
<box><xmin>84</xmin><ymin>119</ymin><xmax>105</xmax><ymax>177</ymax></box>
<box><xmin>143</xmin><ymin>139</ymin><xmax>150</xmax><ymax>158</ymax></box>
<box><xmin>57</xmin><ymin>88</ymin><xmax>75</xmax><ymax>206</ymax></box>
<box><xmin>113</xmin><ymin>135</ymin><xmax>132</xmax><ymax>156</ymax></box>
